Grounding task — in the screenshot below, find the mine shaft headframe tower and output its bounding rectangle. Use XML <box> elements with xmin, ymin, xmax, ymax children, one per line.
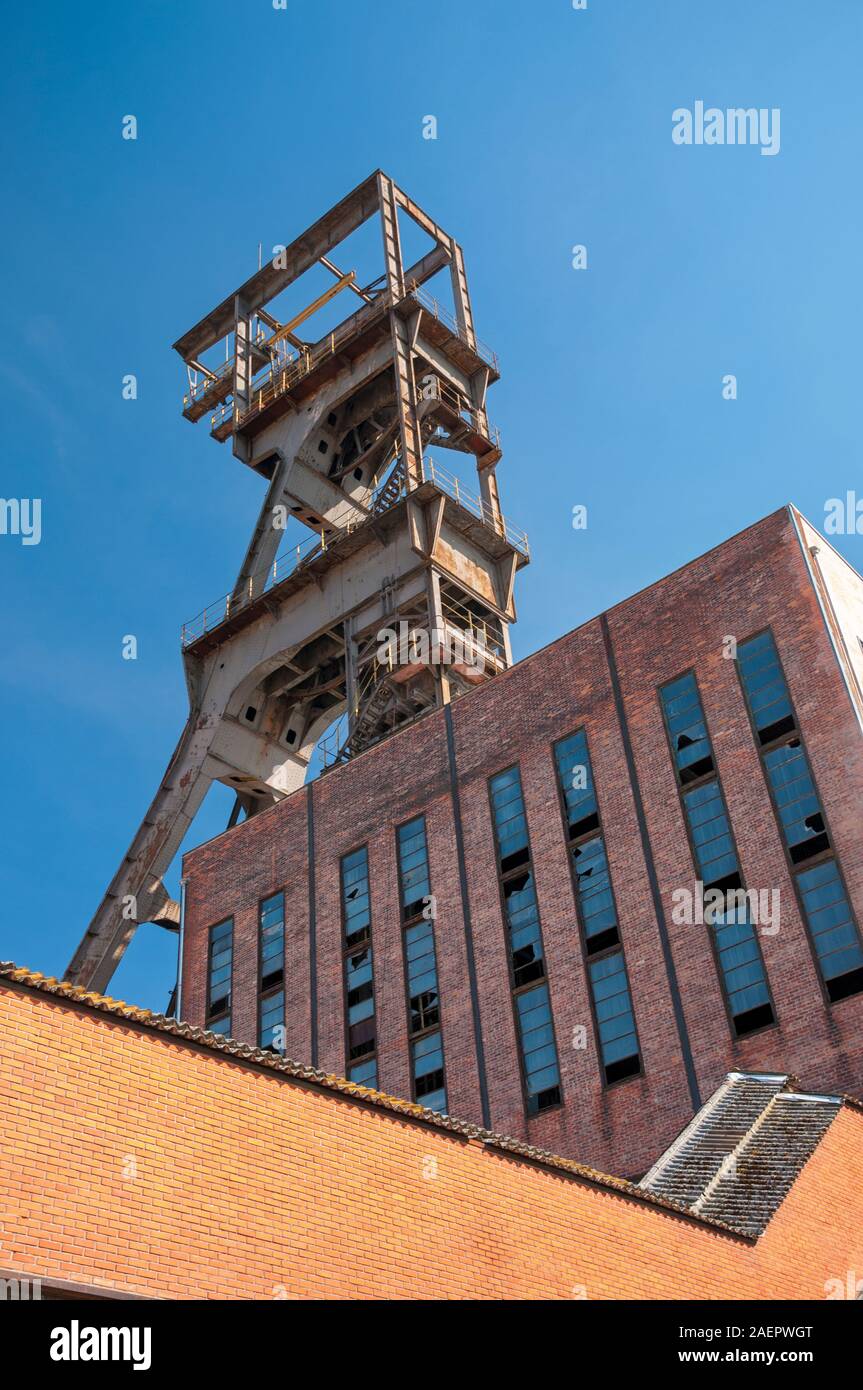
<box><xmin>64</xmin><ymin>170</ymin><xmax>528</xmax><ymax>995</ymax></box>
<box><xmin>175</xmin><ymin>168</ymin><xmax>504</xmax><ymax>532</ymax></box>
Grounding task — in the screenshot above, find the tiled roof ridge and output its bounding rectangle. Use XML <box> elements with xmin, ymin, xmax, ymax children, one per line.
<box><xmin>695</xmin><ymin>1089</ymin><xmax>843</xmax><ymax>1236</ymax></box>
<box><xmin>639</xmin><ymin>1074</ymin><xmax>739</xmax><ymax>1189</ymax></box>
<box><xmin>0</xmin><ymin>960</ymin><xmax>746</xmax><ymax>1236</ymax></box>
<box><xmin>643</xmin><ymin>1072</ymin><xmax>863</xmax><ymax>1202</ymax></box>
<box><xmin>640</xmin><ymin>1072</ymin><xmax>854</xmax><ymax>1237</ymax></box>
<box><xmin>691</xmin><ymin>1090</ymin><xmax>785</xmax><ymax>1217</ymax></box>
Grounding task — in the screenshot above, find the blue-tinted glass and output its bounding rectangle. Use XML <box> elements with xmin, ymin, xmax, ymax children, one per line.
<box><xmin>417</xmin><ymin>1086</ymin><xmax>447</xmax><ymax>1112</ymax></box>
<box><xmin>412</xmin><ymin>1030</ymin><xmax>445</xmax><ymax>1108</ymax></box>
<box><xmin>413</xmin><ymin>1031</ymin><xmax>447</xmax><ymax>1111</ymax></box>
<box><xmin>342</xmin><ymin>845</ymin><xmax>377</xmax><ymax>1073</ymax></box>
<box><xmin>660</xmin><ymin>673</ymin><xmax>712</xmax><ymax>776</ymax></box>
<box><xmin>490</xmin><ymin>767</ymin><xmax>529</xmax><ymax>861</ymax></box>
<box><xmin>259</xmin><ymin>990</ymin><xmax>285</xmax><ymax>1049</ymax></box>
<box><xmin>397</xmin><ymin>817</ymin><xmax>431</xmax><ymax>915</ymax></box>
<box><xmin>515</xmin><ymin>984</ymin><xmax>560</xmax><ymax>1102</ymax></box>
<box><xmin>588</xmin><ymin>952</ymin><xmax>639</xmax><ymax>1067</ymax></box>
<box><xmin>707</xmin><ymin>899</ymin><xmax>771</xmax><ymax>1018</ymax></box>
<box><xmin>208</xmin><ymin>919</ymin><xmax>233</xmax><ymax>1017</ymax></box>
<box><xmin>682</xmin><ymin>782</ymin><xmax>739</xmax><ymax>885</ymax></box>
<box><xmin>342</xmin><ymin>847</ymin><xmax>371</xmax><ymax>943</ymax></box>
<box><xmin>763</xmin><ymin>742</ymin><xmax>824</xmax><ymax>851</ymax></box>
<box><xmin>502</xmin><ymin>869</ymin><xmax>545</xmax><ymax>986</ymax></box>
<box><xmin>553</xmin><ymin>730</ymin><xmax>598</xmax><ymax>832</ymax></box>
<box><xmin>405</xmin><ymin>919</ymin><xmax>438</xmax><ymax>1000</ymax></box>
<box><xmin>571</xmin><ymin>836</ymin><xmax>618</xmax><ymax>939</ymax></box>
<box><xmin>259</xmin><ymin>892</ymin><xmax>285</xmax><ymax>979</ymax></box>
<box><xmin>798</xmin><ymin>861</ymin><xmax>863</xmax><ymax>981</ymax></box>
<box><xmin>349</xmin><ymin>1058</ymin><xmax>377</xmax><ymax>1088</ymax></box>
<box><xmin>554</xmin><ymin>729</ymin><xmax>640</xmax><ymax>1077</ymax></box>
<box><xmin>737</xmin><ymin>632</ymin><xmax>794</xmax><ymax>735</ymax></box>
<box><xmin>346</xmin><ymin>947</ymin><xmax>374</xmax><ymax>1024</ymax></box>
<box><xmin>399</xmin><ymin>819</ymin><xmax>445</xmax><ymax>1062</ymax></box>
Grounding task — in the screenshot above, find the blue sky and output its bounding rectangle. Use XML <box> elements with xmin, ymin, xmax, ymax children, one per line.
<box><xmin>1</xmin><ymin>0</ymin><xmax>861</xmax><ymax>1012</ymax></box>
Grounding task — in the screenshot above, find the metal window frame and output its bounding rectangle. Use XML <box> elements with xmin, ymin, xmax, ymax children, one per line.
<box><xmin>339</xmin><ymin>842</ymin><xmax>380</xmax><ymax>1084</ymax></box>
<box><xmin>256</xmin><ymin>888</ymin><xmax>286</xmax><ymax>1051</ymax></box>
<box><xmin>734</xmin><ymin>627</ymin><xmax>863</xmax><ymax>1008</ymax></box>
<box><xmin>550</xmin><ymin>727</ymin><xmax>644</xmax><ymax>1089</ymax></box>
<box><xmin>486</xmin><ymin>762</ymin><xmax>563</xmax><ymax>1117</ymax></box>
<box><xmin>657</xmin><ymin>667</ymin><xmax>777</xmax><ymax>1041</ymax></box>
<box><xmin>205</xmin><ymin>916</ymin><xmax>234</xmax><ymax>1027</ymax></box>
<box><xmin>394</xmin><ymin>812</ymin><xmax>449</xmax><ymax>1109</ymax></box>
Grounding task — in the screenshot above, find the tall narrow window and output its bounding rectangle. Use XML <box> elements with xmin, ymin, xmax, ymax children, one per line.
<box><xmin>737</xmin><ymin>631</ymin><xmax>863</xmax><ymax>1003</ymax></box>
<box><xmin>659</xmin><ymin>672</ymin><xmax>775</xmax><ymax>1036</ymax></box>
<box><xmin>206</xmin><ymin>918</ymin><xmax>233</xmax><ymax>1037</ymax></box>
<box><xmin>553</xmin><ymin>731</ymin><xmax>642</xmax><ymax>1083</ymax></box>
<box><xmin>397</xmin><ymin>816</ymin><xmax>447</xmax><ymax>1112</ymax></box>
<box><xmin>489</xmin><ymin>767</ymin><xmax>561</xmax><ymax>1114</ymax></box>
<box><xmin>258</xmin><ymin>891</ymin><xmax>285</xmax><ymax>1051</ymax></box>
<box><xmin>341</xmin><ymin>846</ymin><xmax>378</xmax><ymax>1088</ymax></box>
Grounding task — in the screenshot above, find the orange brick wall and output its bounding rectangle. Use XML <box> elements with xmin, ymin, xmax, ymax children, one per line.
<box><xmin>2</xmin><ymin>980</ymin><xmax>862</xmax><ymax>1300</ymax></box>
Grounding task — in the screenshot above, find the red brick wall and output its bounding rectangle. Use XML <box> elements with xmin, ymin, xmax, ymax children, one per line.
<box><xmin>2</xmin><ymin>978</ymin><xmax>862</xmax><ymax>1301</ymax></box>
<box><xmin>182</xmin><ymin>781</ymin><xmax>312</xmax><ymax>1063</ymax></box>
<box><xmin>181</xmin><ymin>507</ymin><xmax>863</xmax><ymax>1178</ymax></box>
<box><xmin>608</xmin><ymin>506</ymin><xmax>863</xmax><ymax>1105</ymax></box>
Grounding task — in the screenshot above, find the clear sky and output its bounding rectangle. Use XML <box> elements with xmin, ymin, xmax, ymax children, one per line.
<box><xmin>1</xmin><ymin>0</ymin><xmax>861</xmax><ymax>1013</ymax></box>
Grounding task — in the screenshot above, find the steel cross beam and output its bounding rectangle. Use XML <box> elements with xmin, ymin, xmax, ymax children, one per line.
<box><xmin>172</xmin><ymin>171</ymin><xmax>454</xmax><ymax>364</ymax></box>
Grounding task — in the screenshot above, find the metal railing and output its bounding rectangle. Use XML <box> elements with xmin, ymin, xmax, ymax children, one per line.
<box><xmin>180</xmin><ymin>457</ymin><xmax>403</xmax><ymax>645</ymax></box>
<box><xmin>419</xmin><ymin>456</ymin><xmax>528</xmax><ymax>555</ymax></box>
<box><xmin>181</xmin><ymin>506</ymin><xmax>362</xmax><ymax>646</ymax></box>
<box><xmin>439</xmin><ymin>591</ymin><xmax>506</xmax><ymax>664</ymax></box>
<box><xmin>203</xmin><ymin>283</ymin><xmax>498</xmax><ymax>434</ymax></box>
<box><xmin>423</xmin><ymin>375</ymin><xmax>502</xmax><ymax>453</ymax></box>
<box><xmin>208</xmin><ymin>292</ymin><xmax>392</xmax><ymax>433</ymax></box>
<box><xmin>182</xmin><ymin>327</ymin><xmax>271</xmax><ymax>409</ymax></box>
<box><xmin>181</xmin><ymin>454</ymin><xmax>527</xmax><ymax>647</ymax></box>
<box><xmin>317</xmin><ymin>714</ymin><xmax>349</xmax><ymax>769</ymax></box>
<box><xmin>182</xmin><ymin>358</ymin><xmax>233</xmax><ymax>409</ymax></box>
<box><xmin>410</xmin><ymin>286</ymin><xmax>498</xmax><ymax>370</ymax></box>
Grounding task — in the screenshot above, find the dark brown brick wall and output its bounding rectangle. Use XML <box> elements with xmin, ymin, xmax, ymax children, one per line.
<box><xmin>182</xmin><ymin>506</ymin><xmax>863</xmax><ymax>1177</ymax></box>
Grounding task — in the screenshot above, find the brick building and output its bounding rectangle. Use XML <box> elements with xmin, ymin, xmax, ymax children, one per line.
<box><xmin>2</xmin><ymin>964</ymin><xmax>862</xmax><ymax>1301</ymax></box>
<box><xmin>179</xmin><ymin>503</ymin><xmax>863</xmax><ymax>1178</ymax></box>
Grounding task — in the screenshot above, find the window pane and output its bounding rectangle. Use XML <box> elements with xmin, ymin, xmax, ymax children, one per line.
<box><xmin>588</xmin><ymin>953</ymin><xmax>639</xmax><ymax>1070</ymax></box>
<box><xmin>798</xmin><ymin>862</ymin><xmax>863</xmax><ymax>981</ymax></box>
<box><xmin>349</xmin><ymin>1058</ymin><xmax>377</xmax><ymax>1088</ymax></box>
<box><xmin>737</xmin><ymin>632</ymin><xmax>794</xmax><ymax>736</ymax></box>
<box><xmin>342</xmin><ymin>849</ymin><xmax>378</xmax><ymax>1079</ymax></box>
<box><xmin>208</xmin><ymin>919</ymin><xmax>233</xmax><ymax>1022</ymax></box>
<box><xmin>516</xmin><ymin>984</ymin><xmax>561</xmax><ymax>1107</ymax></box>
<box><xmin>397</xmin><ymin>817</ymin><xmax>432</xmax><ymax>915</ymax></box>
